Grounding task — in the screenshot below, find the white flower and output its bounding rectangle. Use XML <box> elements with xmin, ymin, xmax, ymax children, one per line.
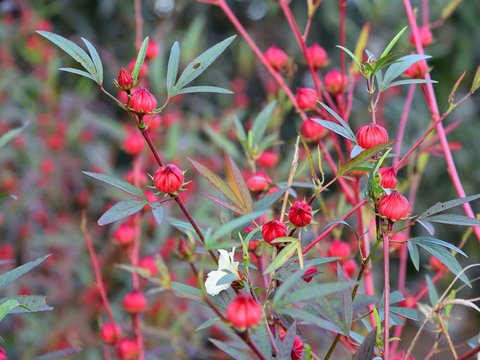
<box><xmin>205</xmin><ymin>247</ymin><xmax>240</xmax><ymax>296</ymax></box>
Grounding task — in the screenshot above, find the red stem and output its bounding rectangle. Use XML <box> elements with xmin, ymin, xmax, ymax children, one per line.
<box><xmin>393</xmin><ymin>84</ymin><xmax>415</xmax><ymax>168</ymax></box>
<box><xmin>382</xmin><ymin>228</ymin><xmax>390</xmax><ymax>360</ymax></box>
<box><xmin>134</xmin><ymin>0</ymin><xmax>143</xmax><ymax>49</ymax></box>
<box><xmin>339</xmin><ymin>0</ymin><xmax>347</xmax><ymax>76</ymax></box>
<box><xmin>403</xmin><ymin>0</ymin><xmax>480</xmax><ymax>241</ymax></box>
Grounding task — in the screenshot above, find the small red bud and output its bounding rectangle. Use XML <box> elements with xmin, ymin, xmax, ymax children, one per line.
<box><xmin>116</xmin><ymin>338</ymin><xmax>139</xmax><ymax>360</ymax></box>
<box><xmin>117</xmin><ymin>67</ymin><xmax>134</xmax><ymax>90</ymax></box>
<box><xmin>129</xmin><ymin>87</ymin><xmax>157</xmax><ymax>114</ymax></box>
<box><xmin>123</xmin><ymin>131</ymin><xmax>144</xmax><ymax>155</ymax></box>
<box><xmin>123</xmin><ymin>291</ymin><xmax>147</xmax><ymax>313</ymax></box>
<box><xmin>296</xmin><ymin>88</ymin><xmax>317</xmax><ymax>111</ymax></box>
<box><xmin>262</xmin><ymin>220</ymin><xmax>288</xmax><ymax>244</ymax></box>
<box><xmin>145</xmin><ymin>39</ymin><xmax>159</xmax><ymax>60</ymax></box>
<box><xmin>302</xmin><ymin>266</ymin><xmax>318</xmax><ymax>283</ymax></box>
<box><xmin>324</xmin><ymin>69</ymin><xmax>348</xmax><ymax>94</ymax></box>
<box><xmin>301</xmin><ymin>118</ymin><xmax>327</xmax><ymax>142</ymax></box>
<box><xmin>226</xmin><ymin>293</ymin><xmax>262</xmax><ymax>330</ymax></box>
<box><xmin>265</xmin><ymin>46</ymin><xmax>289</xmax><ymax>71</ymax></box>
<box><xmin>0</xmin><ymin>348</ymin><xmax>6</xmax><ymax>360</ymax></box>
<box><xmin>307</xmin><ymin>43</ymin><xmax>327</xmax><ymax>69</ymax></box>
<box><xmin>139</xmin><ymin>256</ymin><xmax>157</xmax><ymax>276</ymax></box>
<box><xmin>247</xmin><ymin>171</ymin><xmax>271</xmax><ymax>192</ymax></box>
<box><xmin>356</xmin><ymin>123</ymin><xmax>389</xmax><ymax>149</ymax></box>
<box><xmin>153</xmin><ymin>164</ymin><xmax>184</xmax><ymax>193</ymax></box>
<box><xmin>328</xmin><ymin>240</ymin><xmax>351</xmax><ymax>261</ymax></box>
<box><xmin>342</xmin><ymin>259</ymin><xmax>358</xmax><ymax>279</ymax></box>
<box><xmin>404</xmin><ymin>60</ymin><xmax>428</xmax><ymax>79</ymax></box>
<box><xmin>100</xmin><ymin>322</ymin><xmax>121</xmax><ymax>344</ymax></box>
<box><xmin>257</xmin><ymin>150</ymin><xmax>279</xmax><ymax>168</ymax></box>
<box><xmin>378</xmin><ymin>191</ymin><xmax>410</xmax><ymax>221</ymax></box>
<box><xmin>288</xmin><ymin>201</ymin><xmax>313</xmax><ymax>228</ymax></box>
<box><xmin>409</xmin><ymin>26</ymin><xmax>432</xmax><ymax>48</ymax></box>
<box><xmin>113</xmin><ymin>224</ymin><xmax>135</xmax><ymax>246</ymax></box>
<box><xmin>379</xmin><ymin>167</ymin><xmax>397</xmax><ymax>189</ymax></box>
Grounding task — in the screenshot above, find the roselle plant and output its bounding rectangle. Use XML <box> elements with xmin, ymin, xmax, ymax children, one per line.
<box><xmin>2</xmin><ymin>0</ymin><xmax>480</xmax><ymax>359</ymax></box>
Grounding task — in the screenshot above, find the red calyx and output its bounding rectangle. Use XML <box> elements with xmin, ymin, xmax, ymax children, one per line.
<box><xmin>153</xmin><ymin>163</ymin><xmax>184</xmax><ymax>194</ymax></box>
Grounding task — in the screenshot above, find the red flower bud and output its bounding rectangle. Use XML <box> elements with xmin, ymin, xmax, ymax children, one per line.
<box><xmin>328</xmin><ymin>240</ymin><xmax>351</xmax><ymax>261</ymax></box>
<box><xmin>100</xmin><ymin>322</ymin><xmax>121</xmax><ymax>344</ymax></box>
<box><xmin>356</xmin><ymin>123</ymin><xmax>389</xmax><ymax>149</ymax></box>
<box><xmin>113</xmin><ymin>224</ymin><xmax>135</xmax><ymax>246</ymax></box>
<box><xmin>248</xmin><ymin>240</ymin><xmax>260</xmax><ymax>252</ymax></box>
<box><xmin>128</xmin><ymin>59</ymin><xmax>148</xmax><ymax>78</ymax></box>
<box><xmin>296</xmin><ymin>88</ymin><xmax>317</xmax><ymax>111</ymax></box>
<box><xmin>378</xmin><ymin>191</ymin><xmax>410</xmax><ymax>221</ymax></box>
<box><xmin>226</xmin><ymin>293</ymin><xmax>262</xmax><ymax>330</ymax></box>
<box><xmin>265</xmin><ymin>46</ymin><xmax>289</xmax><ymax>71</ymax></box>
<box><xmin>379</xmin><ymin>167</ymin><xmax>397</xmax><ymax>189</ymax></box>
<box><xmin>154</xmin><ymin>164</ymin><xmax>184</xmax><ymax>193</ymax></box>
<box><xmin>306</xmin><ymin>43</ymin><xmax>327</xmax><ymax>69</ymax></box>
<box><xmin>342</xmin><ymin>259</ymin><xmax>358</xmax><ymax>279</ymax></box>
<box><xmin>0</xmin><ymin>347</ymin><xmax>6</xmax><ymax>360</ymax></box>
<box><xmin>301</xmin><ymin>118</ymin><xmax>327</xmax><ymax>142</ymax></box>
<box><xmin>117</xmin><ymin>67</ymin><xmax>134</xmax><ymax>90</ymax></box>
<box><xmin>116</xmin><ymin>338</ymin><xmax>139</xmax><ymax>360</ymax></box>
<box><xmin>404</xmin><ymin>60</ymin><xmax>428</xmax><ymax>79</ymax></box>
<box><xmin>324</xmin><ymin>69</ymin><xmax>348</xmax><ymax>94</ymax></box>
<box><xmin>129</xmin><ymin>87</ymin><xmax>157</xmax><ymax>114</ymax></box>
<box><xmin>247</xmin><ymin>171</ymin><xmax>271</xmax><ymax>192</ymax></box>
<box><xmin>123</xmin><ymin>291</ymin><xmax>147</xmax><ymax>313</ymax></box>
<box><xmin>279</xmin><ymin>329</ymin><xmax>305</xmax><ymax>360</ymax></box>
<box><xmin>409</xmin><ymin>26</ymin><xmax>432</xmax><ymax>48</ymax></box>
<box><xmin>257</xmin><ymin>150</ymin><xmax>279</xmax><ymax>168</ymax></box>
<box><xmin>302</xmin><ymin>265</ymin><xmax>318</xmax><ymax>283</ymax></box>
<box><xmin>288</xmin><ymin>201</ymin><xmax>313</xmax><ymax>227</ymax></box>
<box><xmin>429</xmin><ymin>256</ymin><xmax>446</xmax><ymax>272</ymax></box>
<box><xmin>123</xmin><ymin>131</ymin><xmax>144</xmax><ymax>155</ymax></box>
<box><xmin>145</xmin><ymin>39</ymin><xmax>159</xmax><ymax>60</ymax></box>
<box><xmin>139</xmin><ymin>256</ymin><xmax>157</xmax><ymax>276</ymax></box>
<box><xmin>262</xmin><ymin>220</ymin><xmax>288</xmax><ymax>244</ymax></box>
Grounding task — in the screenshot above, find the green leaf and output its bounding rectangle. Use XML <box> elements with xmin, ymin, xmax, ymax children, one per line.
<box><xmin>59</xmin><ymin>67</ymin><xmax>96</xmax><ymax>81</ymax></box>
<box><xmin>264</xmin><ymin>242</ymin><xmax>298</xmax><ymax>274</ymax></box>
<box><xmin>195</xmin><ymin>316</ymin><xmax>220</xmax><ymax>332</ymax></box>
<box><xmin>380</xmin><ymin>26</ymin><xmax>408</xmax><ymax>59</ymax></box>
<box><xmin>336</xmin><ymin>45</ymin><xmax>362</xmax><ymax>72</ymax></box>
<box><xmin>225</xmin><ymin>154</ymin><xmax>253</xmax><ymax>213</ymax></box>
<box><xmin>132</xmin><ymin>36</ymin><xmax>149</xmax><ymax>81</ymax></box>
<box><xmin>82</xmin><ymin>171</ymin><xmax>145</xmax><ymax>199</ymax></box>
<box><xmin>281</xmin><ymin>281</ymin><xmax>356</xmax><ymax>305</ymax></box>
<box><xmin>216</xmin><ymin>272</ymin><xmax>238</xmax><ymax>286</ymax></box>
<box><xmin>174</xmin><ymin>86</ymin><xmax>233</xmax><ymax>95</ymax></box>
<box><xmin>419</xmin><ymin>194</ymin><xmax>480</xmax><ymax>219</ymax></box>
<box><xmin>150</xmin><ymin>203</ymin><xmax>165</xmax><ymax>226</ymax></box>
<box><xmin>337</xmin><ymin>140</ymin><xmax>395</xmax><ymax>177</ymax></box>
<box><xmin>380</xmin><ymin>54</ymin><xmax>431</xmax><ymax>91</ymax></box>
<box><xmin>97</xmin><ymin>199</ymin><xmax>146</xmax><ymax>225</ymax></box>
<box><xmin>318</xmin><ymin>102</ymin><xmax>356</xmax><ymax>141</ymax></box>
<box><xmin>203</xmin><ymin>126</ymin><xmax>239</xmax><ymax>158</ymax></box>
<box><xmin>274</xmin><ymin>268</ymin><xmax>308</xmax><ymax>304</ymax></box>
<box><xmin>0</xmin><ymin>299</ymin><xmax>21</xmax><ymax>322</ymax></box>
<box><xmin>81</xmin><ymin>37</ymin><xmax>103</xmax><ymax>84</ymax></box>
<box><xmin>174</xmin><ymin>35</ymin><xmax>236</xmax><ymax>92</ymax></box>
<box><xmin>277</xmin><ymin>323</ymin><xmax>297</xmax><ymax>360</ymax></box>
<box><xmin>35</xmin><ymin>348</ymin><xmax>81</xmax><ymax>360</ymax></box>
<box><xmin>390</xmin><ymin>306</ymin><xmax>419</xmax><ymax>321</ymax></box>
<box><xmin>36</xmin><ymin>31</ymin><xmax>97</xmax><ymax>78</ymax></box>
<box><xmin>209</xmin><ymin>339</ymin><xmax>251</xmax><ymax>360</ymax></box>
<box><xmin>208</xmin><ymin>210</ymin><xmax>266</xmax><ymax>248</ymax></box>
<box><xmin>423</xmin><ymin>214</ymin><xmax>480</xmax><ymax>227</ymax></box>
<box><xmin>251</xmin><ymin>327</ymin><xmax>273</xmax><ymax>360</ymax></box>
<box><xmin>289</xmin><ymin>257</ymin><xmax>340</xmax><ymax>270</ymax></box>
<box><xmin>353</xmin><ymin>330</ymin><xmax>376</xmax><ymax>360</ymax></box>
<box><xmin>234</xmin><ymin>117</ymin><xmax>247</xmax><ymax>142</ymax></box>
<box><xmin>251</xmin><ymin>101</ymin><xmax>276</xmax><ymax>147</ymax></box>
<box><xmin>337</xmin><ymin>264</ymin><xmax>353</xmax><ymax>332</ymax></box>
<box><xmin>312</xmin><ymin>118</ymin><xmax>356</xmax><ymax>142</ymax></box>
<box><xmin>4</xmin><ymin>295</ymin><xmax>53</xmax><ymax>313</ymax></box>
<box><xmin>0</xmin><ymin>255</ymin><xmax>50</xmax><ymax>289</ymax></box>
<box><xmin>471</xmin><ymin>65</ymin><xmax>480</xmax><ymax>93</ymax></box>
<box><xmin>166</xmin><ymin>41</ymin><xmax>181</xmax><ymax>96</ymax></box>
<box><xmin>409</xmin><ymin>236</ymin><xmax>467</xmax><ymax>257</ymax></box>
<box><xmin>426</xmin><ymin>275</ymin><xmax>439</xmax><ymax>306</ymax></box>
<box><xmin>171</xmin><ymin>281</ymin><xmax>202</xmax><ymax>300</ymax></box>
<box><xmin>384</xmin><ymin>78</ymin><xmax>436</xmax><ymax>90</ymax></box>
<box><xmin>278</xmin><ymin>308</ymin><xmax>344</xmax><ymax>334</ymax></box>
<box><xmin>189</xmin><ymin>158</ymin><xmax>242</xmax><ymax>209</ymax></box>
<box><xmin>0</xmin><ymin>121</ymin><xmax>29</xmax><ymax>150</ymax></box>
<box><xmin>407</xmin><ymin>241</ymin><xmax>420</xmax><ymax>270</ymax></box>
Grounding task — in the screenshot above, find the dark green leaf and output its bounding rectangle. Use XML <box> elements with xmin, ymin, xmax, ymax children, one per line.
<box><xmin>174</xmin><ymin>86</ymin><xmax>233</xmax><ymax>95</ymax></box>
<box><xmin>353</xmin><ymin>330</ymin><xmax>376</xmax><ymax>360</ymax></box>
<box><xmin>81</xmin><ymin>37</ymin><xmax>103</xmax><ymax>84</ymax></box>
<box><xmin>264</xmin><ymin>242</ymin><xmax>298</xmax><ymax>274</ymax></box>
<box><xmin>251</xmin><ymin>101</ymin><xmax>276</xmax><ymax>146</ymax></box>
<box><xmin>0</xmin><ymin>255</ymin><xmax>50</xmax><ymax>289</ymax></box>
<box><xmin>166</xmin><ymin>41</ymin><xmax>180</xmax><ymax>96</ymax></box>
<box><xmin>98</xmin><ymin>200</ymin><xmax>146</xmax><ymax>225</ymax></box>
<box><xmin>132</xmin><ymin>37</ymin><xmax>149</xmax><ymax>80</ymax></box>
<box><xmin>0</xmin><ymin>299</ymin><xmax>21</xmax><ymax>322</ymax></box>
<box><xmin>82</xmin><ymin>171</ymin><xmax>145</xmax><ymax>199</ymax></box>
<box><xmin>281</xmin><ymin>281</ymin><xmax>356</xmax><ymax>305</ymax></box>
<box><xmin>209</xmin><ymin>339</ymin><xmax>251</xmax><ymax>360</ymax></box>
<box><xmin>419</xmin><ymin>194</ymin><xmax>480</xmax><ymax>219</ymax></box>
<box><xmin>278</xmin><ymin>308</ymin><xmax>344</xmax><ymax>334</ymax></box>
<box><xmin>422</xmin><ymin>214</ymin><xmax>480</xmax><ymax>227</ymax></box>
<box><xmin>338</xmin><ymin>140</ymin><xmax>395</xmax><ymax>177</ymax></box>
<box><xmin>4</xmin><ymin>295</ymin><xmax>53</xmax><ymax>313</ymax></box>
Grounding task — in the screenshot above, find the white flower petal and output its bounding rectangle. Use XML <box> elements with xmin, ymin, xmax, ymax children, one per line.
<box><xmin>205</xmin><ymin>270</ymin><xmax>231</xmax><ymax>296</ymax></box>
<box><xmin>217</xmin><ymin>249</ymin><xmax>231</xmax><ymax>270</ymax></box>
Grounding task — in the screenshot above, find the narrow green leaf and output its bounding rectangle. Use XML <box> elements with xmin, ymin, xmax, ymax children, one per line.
<box><xmin>35</xmin><ymin>348</ymin><xmax>81</xmax><ymax>360</ymax></box>
<box><xmin>337</xmin><ymin>264</ymin><xmax>353</xmax><ymax>332</ymax></box>
<box><xmin>424</xmin><ymin>214</ymin><xmax>480</xmax><ymax>227</ymax></box>
<box><xmin>336</xmin><ymin>45</ymin><xmax>362</xmax><ymax>72</ymax></box>
<box><xmin>0</xmin><ymin>255</ymin><xmax>50</xmax><ymax>289</ymax></box>
<box><xmin>407</xmin><ymin>241</ymin><xmax>420</xmax><ymax>270</ymax></box>
<box><xmin>98</xmin><ymin>199</ymin><xmax>146</xmax><ymax>225</ymax></box>
<box><xmin>277</xmin><ymin>323</ymin><xmax>297</xmax><ymax>360</ymax></box>
<box><xmin>195</xmin><ymin>316</ymin><xmax>220</xmax><ymax>332</ymax></box>
<box><xmin>312</xmin><ymin>118</ymin><xmax>356</xmax><ymax>142</ymax></box>
<box><xmin>409</xmin><ymin>236</ymin><xmax>467</xmax><ymax>257</ymax></box>
<box><xmin>209</xmin><ymin>339</ymin><xmax>251</xmax><ymax>360</ymax></box>
<box><xmin>59</xmin><ymin>67</ymin><xmax>95</xmax><ymax>81</ymax></box>
<box><xmin>174</xmin><ymin>86</ymin><xmax>233</xmax><ymax>95</ymax></box>
<box><xmin>150</xmin><ymin>203</ymin><xmax>165</xmax><ymax>226</ymax></box>
<box><xmin>0</xmin><ymin>299</ymin><xmax>20</xmax><ymax>322</ymax></box>
<box><xmin>253</xmin><ymin>188</ymin><xmax>286</xmax><ymax>212</ymax></box>
<box><xmin>278</xmin><ymin>308</ymin><xmax>344</xmax><ymax>334</ymax></box>
<box><xmin>471</xmin><ymin>65</ymin><xmax>480</xmax><ymax>93</ymax></box>
<box><xmin>4</xmin><ymin>295</ymin><xmax>53</xmax><ymax>313</ymax></box>
<box><xmin>204</xmin><ymin>193</ymin><xmax>244</xmax><ymax>214</ymax></box>
<box><xmin>166</xmin><ymin>41</ymin><xmax>181</xmax><ymax>96</ymax></box>
<box><xmin>234</xmin><ymin>117</ymin><xmax>247</xmax><ymax>142</ymax></box>
<box><xmin>174</xmin><ymin>35</ymin><xmax>236</xmax><ymax>91</ymax></box>
<box><xmin>264</xmin><ymin>242</ymin><xmax>298</xmax><ymax>274</ymax></box>
<box><xmin>381</xmin><ymin>54</ymin><xmax>431</xmax><ymax>91</ymax></box>
<box><xmin>251</xmin><ymin>101</ymin><xmax>277</xmax><ymax>146</ymax></box>
<box><xmin>203</xmin><ymin>126</ymin><xmax>239</xmax><ymax>159</ymax></box>
<box><xmin>274</xmin><ymin>268</ymin><xmax>308</xmax><ymax>303</ymax></box>
<box><xmin>338</xmin><ymin>140</ymin><xmax>395</xmax><ymax>177</ymax></box>
<box><xmin>289</xmin><ymin>257</ymin><xmax>340</xmax><ymax>271</ymax></box>
<box><xmin>384</xmin><ymin>78</ymin><xmax>436</xmax><ymax>90</ymax></box>
<box><xmin>419</xmin><ymin>194</ymin><xmax>480</xmax><ymax>219</ymax></box>
<box><xmin>36</xmin><ymin>31</ymin><xmax>96</xmax><ymax>77</ymax></box>
<box><xmin>251</xmin><ymin>327</ymin><xmax>273</xmax><ymax>360</ymax></box>
<box><xmin>82</xmin><ymin>171</ymin><xmax>145</xmax><ymax>199</ymax></box>
<box><xmin>171</xmin><ymin>281</ymin><xmax>201</xmax><ymax>300</ymax></box>
<box><xmin>132</xmin><ymin>37</ymin><xmax>149</xmax><ymax>80</ymax></box>
<box><xmin>426</xmin><ymin>275</ymin><xmax>439</xmax><ymax>306</ymax></box>
<box><xmin>0</xmin><ymin>122</ymin><xmax>29</xmax><ymax>150</ymax></box>
<box><xmin>281</xmin><ymin>281</ymin><xmax>356</xmax><ymax>305</ymax></box>
<box><xmin>318</xmin><ymin>102</ymin><xmax>356</xmax><ymax>141</ymax></box>
<box><xmin>353</xmin><ymin>330</ymin><xmax>376</xmax><ymax>360</ymax></box>
<box><xmin>390</xmin><ymin>306</ymin><xmax>419</xmax><ymax>321</ymax></box>
<box><xmin>380</xmin><ymin>26</ymin><xmax>408</xmax><ymax>59</ymax></box>
<box><xmin>81</xmin><ymin>37</ymin><xmax>103</xmax><ymax>84</ymax></box>
<box><xmin>225</xmin><ymin>154</ymin><xmax>253</xmax><ymax>213</ymax></box>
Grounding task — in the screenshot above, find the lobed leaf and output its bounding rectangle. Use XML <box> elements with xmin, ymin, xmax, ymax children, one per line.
<box><xmin>380</xmin><ymin>54</ymin><xmax>431</xmax><ymax>91</ymax></box>
<box><xmin>81</xmin><ymin>37</ymin><xmax>103</xmax><ymax>84</ymax></box>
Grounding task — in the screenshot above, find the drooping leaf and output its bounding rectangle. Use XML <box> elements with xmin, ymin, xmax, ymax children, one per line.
<box><xmin>0</xmin><ymin>121</ymin><xmax>29</xmax><ymax>150</ymax></box>
<box><xmin>132</xmin><ymin>36</ymin><xmax>149</xmax><ymax>81</ymax></box>
<box><xmin>166</xmin><ymin>41</ymin><xmax>181</xmax><ymax>96</ymax></box>
<box><xmin>380</xmin><ymin>26</ymin><xmax>408</xmax><ymax>59</ymax></box>
<box><xmin>264</xmin><ymin>242</ymin><xmax>298</xmax><ymax>274</ymax></box>
<box><xmin>251</xmin><ymin>101</ymin><xmax>276</xmax><ymax>147</ymax></box>
<box><xmin>336</xmin><ymin>45</ymin><xmax>362</xmax><ymax>72</ymax></box>
<box><xmin>81</xmin><ymin>37</ymin><xmax>103</xmax><ymax>84</ymax></box>
<box><xmin>0</xmin><ymin>255</ymin><xmax>50</xmax><ymax>289</ymax></box>
<box><xmin>312</xmin><ymin>118</ymin><xmax>356</xmax><ymax>142</ymax></box>
<box><xmin>209</xmin><ymin>339</ymin><xmax>251</xmax><ymax>360</ymax></box>
<box><xmin>59</xmin><ymin>67</ymin><xmax>96</xmax><ymax>81</ymax></box>
<box><xmin>423</xmin><ymin>214</ymin><xmax>480</xmax><ymax>227</ymax></box>
<box><xmin>82</xmin><ymin>171</ymin><xmax>145</xmax><ymax>199</ymax></box>
<box><xmin>277</xmin><ymin>323</ymin><xmax>297</xmax><ymax>360</ymax></box>
<box><xmin>97</xmin><ymin>199</ymin><xmax>146</xmax><ymax>226</ymax></box>
<box><xmin>426</xmin><ymin>275</ymin><xmax>439</xmax><ymax>306</ymax></box>
<box><xmin>174</xmin><ymin>35</ymin><xmax>236</xmax><ymax>92</ymax></box>
<box><xmin>318</xmin><ymin>102</ymin><xmax>356</xmax><ymax>142</ymax></box>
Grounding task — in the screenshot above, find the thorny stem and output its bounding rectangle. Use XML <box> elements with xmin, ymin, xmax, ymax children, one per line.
<box><xmin>403</xmin><ymin>0</ymin><xmax>480</xmax><ymax>241</ymax></box>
